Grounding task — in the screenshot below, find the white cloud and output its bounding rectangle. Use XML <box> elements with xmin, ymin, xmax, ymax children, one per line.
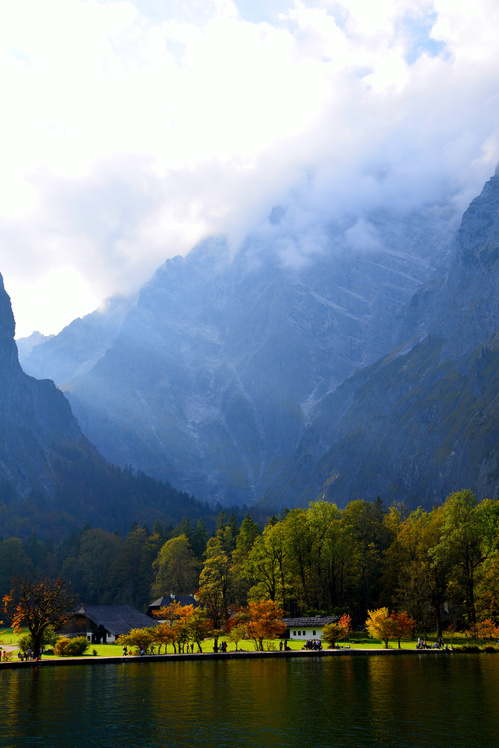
<box><xmin>0</xmin><ymin>0</ymin><xmax>497</xmax><ymax>336</ymax></box>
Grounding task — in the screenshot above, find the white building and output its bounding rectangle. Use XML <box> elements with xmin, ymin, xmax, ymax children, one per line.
<box><xmin>282</xmin><ymin>616</ymin><xmax>340</xmax><ymax>641</ymax></box>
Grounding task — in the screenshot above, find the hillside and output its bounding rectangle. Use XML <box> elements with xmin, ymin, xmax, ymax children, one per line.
<box><xmin>262</xmin><ymin>170</ymin><xmax>499</xmax><ymax>508</ymax></box>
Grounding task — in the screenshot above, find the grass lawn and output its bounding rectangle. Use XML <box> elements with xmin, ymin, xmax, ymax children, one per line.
<box><xmin>0</xmin><ymin>628</ymin><xmax>18</xmax><ymax>646</ymax></box>
<box><xmin>2</xmin><ymin>627</ymin><xmax>471</xmax><ymax>659</ymax></box>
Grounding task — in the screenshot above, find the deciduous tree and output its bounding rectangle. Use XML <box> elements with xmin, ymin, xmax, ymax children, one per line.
<box><xmin>3</xmin><ymin>575</ymin><xmax>77</xmax><ymax>658</ymax></box>
<box><xmin>245</xmin><ymin>600</ymin><xmax>286</xmax><ymax>651</ymax></box>
<box><xmin>322</xmin><ymin>622</ymin><xmax>348</xmax><ymax>649</ymax></box>
<box><xmin>151</xmin><ymin>534</ymin><xmax>199</xmax><ymax>598</ymax></box>
<box><xmin>389</xmin><ymin>611</ymin><xmax>416</xmax><ymax>648</ymax></box>
<box><xmin>365</xmin><ymin>607</ymin><xmax>395</xmax><ymax>649</ymax></box>
<box><xmin>116</xmin><ymin>627</ymin><xmax>155</xmax><ymax>654</ymax></box>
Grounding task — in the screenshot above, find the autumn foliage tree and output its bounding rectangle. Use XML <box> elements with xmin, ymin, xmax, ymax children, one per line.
<box><xmin>153</xmin><ymin>601</ymin><xmax>209</xmax><ymax>653</ymax></box>
<box><xmin>322</xmin><ymin>614</ymin><xmax>352</xmax><ymax>649</ymax></box>
<box><xmin>365</xmin><ymin>608</ymin><xmax>415</xmax><ymax>648</ymax></box>
<box><xmin>153</xmin><ymin>622</ymin><xmax>178</xmax><ymax>653</ymax></box>
<box><xmin>116</xmin><ymin>627</ymin><xmax>155</xmax><ymax>654</ymax></box>
<box><xmin>321</xmin><ymin>622</ymin><xmax>347</xmax><ymax>649</ymax></box>
<box><xmin>389</xmin><ymin>611</ymin><xmax>416</xmax><ymax>648</ymax></box>
<box><xmin>245</xmin><ymin>600</ymin><xmax>286</xmax><ymax>651</ymax></box>
<box><xmin>465</xmin><ymin>619</ymin><xmax>499</xmax><ymax>647</ymax></box>
<box><xmin>365</xmin><ymin>607</ymin><xmax>395</xmax><ymax>649</ymax></box>
<box><xmin>3</xmin><ymin>575</ymin><xmax>77</xmax><ymax>658</ymax></box>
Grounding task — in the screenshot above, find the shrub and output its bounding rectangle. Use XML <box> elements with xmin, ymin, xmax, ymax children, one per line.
<box><xmin>18</xmin><ymin>627</ymin><xmax>57</xmax><ymax>653</ymax></box>
<box><xmin>54</xmin><ymin>636</ymin><xmax>90</xmax><ymax>656</ymax></box>
<box><xmin>54</xmin><ymin>637</ymin><xmax>71</xmax><ymax>656</ymax></box>
<box><xmin>18</xmin><ymin>633</ymin><xmax>32</xmax><ymax>653</ymax></box>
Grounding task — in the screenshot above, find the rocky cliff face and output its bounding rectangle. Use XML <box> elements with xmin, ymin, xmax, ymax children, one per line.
<box><xmin>1</xmin><ymin>274</ymin><xmax>213</xmax><ymax>536</ymax></box>
<box><xmin>18</xmin><ymin>198</ymin><xmax>459</xmax><ymax>506</ymax></box>
<box><xmin>0</xmin><ymin>273</ymin><xmax>98</xmax><ymax>500</ymax></box>
<box><xmin>265</xmin><ymin>171</ymin><xmax>499</xmax><ymax>509</ymax></box>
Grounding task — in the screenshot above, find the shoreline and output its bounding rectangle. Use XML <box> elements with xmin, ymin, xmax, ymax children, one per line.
<box><xmin>0</xmin><ymin>647</ymin><xmax>452</xmax><ymax>670</ymax></box>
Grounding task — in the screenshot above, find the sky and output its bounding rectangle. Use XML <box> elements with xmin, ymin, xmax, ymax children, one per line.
<box><xmin>0</xmin><ymin>0</ymin><xmax>497</xmax><ymax>338</ymax></box>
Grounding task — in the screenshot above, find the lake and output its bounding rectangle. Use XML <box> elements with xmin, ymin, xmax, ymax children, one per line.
<box><xmin>2</xmin><ymin>654</ymin><xmax>498</xmax><ymax>747</ymax></box>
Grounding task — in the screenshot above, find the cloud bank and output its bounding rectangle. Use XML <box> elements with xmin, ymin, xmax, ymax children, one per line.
<box><xmin>0</xmin><ymin>0</ymin><xmax>497</xmax><ymax>336</ymax></box>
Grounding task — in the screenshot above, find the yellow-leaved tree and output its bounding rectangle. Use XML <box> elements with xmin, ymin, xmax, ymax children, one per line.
<box><xmin>365</xmin><ymin>607</ymin><xmax>396</xmax><ymax>649</ymax></box>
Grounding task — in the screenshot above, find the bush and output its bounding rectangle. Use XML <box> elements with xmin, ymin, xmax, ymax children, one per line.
<box><xmin>54</xmin><ymin>636</ymin><xmax>90</xmax><ymax>656</ymax></box>
<box><xmin>18</xmin><ymin>633</ymin><xmax>32</xmax><ymax>653</ymax></box>
<box><xmin>18</xmin><ymin>627</ymin><xmax>57</xmax><ymax>653</ymax></box>
<box><xmin>54</xmin><ymin>637</ymin><xmax>71</xmax><ymax>656</ymax></box>
<box><xmin>460</xmin><ymin>645</ymin><xmax>480</xmax><ymax>653</ymax></box>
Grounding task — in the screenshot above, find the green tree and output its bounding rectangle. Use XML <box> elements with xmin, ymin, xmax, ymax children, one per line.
<box><xmin>198</xmin><ymin>536</ymin><xmax>232</xmax><ymax>649</ymax></box>
<box><xmin>231</xmin><ymin>514</ymin><xmax>261</xmax><ymax>605</ymax></box>
<box><xmin>343</xmin><ymin>499</ymin><xmax>392</xmax><ymax>621</ymax></box>
<box><xmin>386</xmin><ymin>507</ymin><xmax>447</xmax><ymax>636</ymax></box>
<box><xmin>245</xmin><ymin>522</ymin><xmax>292</xmax><ymax>608</ymax></box>
<box><xmin>322</xmin><ymin>621</ymin><xmax>348</xmax><ymax>649</ymax></box>
<box><xmin>77</xmin><ymin>528</ymin><xmax>122</xmax><ymax>603</ymax></box>
<box><xmin>108</xmin><ymin>525</ymin><xmax>149</xmax><ymax>608</ymax></box>
<box><xmin>0</xmin><ymin>538</ymin><xmax>32</xmax><ymax>599</ymax></box>
<box><xmin>191</xmin><ymin>519</ymin><xmax>208</xmax><ymax>558</ymax></box>
<box><xmin>18</xmin><ymin>625</ymin><xmax>56</xmax><ymax>654</ymax></box>
<box><xmin>151</xmin><ymin>534</ymin><xmax>199</xmax><ymax>598</ymax></box>
<box><xmin>431</xmin><ymin>491</ymin><xmax>498</xmax><ymax>624</ymax></box>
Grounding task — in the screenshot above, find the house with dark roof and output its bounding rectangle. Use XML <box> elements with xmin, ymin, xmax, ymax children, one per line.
<box><xmin>146</xmin><ymin>593</ymin><xmax>199</xmax><ymax>619</ymax></box>
<box><xmin>60</xmin><ymin>604</ymin><xmax>157</xmax><ymax>644</ymax></box>
<box><xmin>282</xmin><ymin>616</ymin><xmax>340</xmax><ymax>641</ymax></box>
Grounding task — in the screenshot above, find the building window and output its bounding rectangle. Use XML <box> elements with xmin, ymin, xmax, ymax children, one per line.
<box><xmin>313</xmin><ymin>630</ymin><xmax>316</xmax><ymax>636</ymax></box>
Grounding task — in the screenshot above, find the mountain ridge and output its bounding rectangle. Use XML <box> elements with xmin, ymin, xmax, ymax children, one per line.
<box><xmin>262</xmin><ymin>171</ymin><xmax>499</xmax><ymax>508</ymax></box>
<box><xmin>18</xmin><ymin>197</ymin><xmax>460</xmax><ymax>507</ymax></box>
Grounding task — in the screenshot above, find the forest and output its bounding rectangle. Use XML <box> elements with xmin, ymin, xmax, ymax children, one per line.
<box><xmin>1</xmin><ymin>490</ymin><xmax>498</xmax><ymax>635</ymax></box>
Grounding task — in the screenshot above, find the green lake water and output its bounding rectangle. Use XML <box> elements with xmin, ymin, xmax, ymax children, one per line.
<box><xmin>1</xmin><ymin>654</ymin><xmax>498</xmax><ymax>747</ymax></box>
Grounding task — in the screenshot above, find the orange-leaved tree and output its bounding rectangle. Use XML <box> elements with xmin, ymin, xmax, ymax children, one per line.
<box><xmin>389</xmin><ymin>611</ymin><xmax>416</xmax><ymax>648</ymax></box>
<box><xmin>153</xmin><ymin>622</ymin><xmax>178</xmax><ymax>653</ymax></box>
<box><xmin>245</xmin><ymin>600</ymin><xmax>286</xmax><ymax>651</ymax></box>
<box><xmin>153</xmin><ymin>601</ymin><xmax>198</xmax><ymax>653</ymax></box>
<box><xmin>3</xmin><ymin>575</ymin><xmax>77</xmax><ymax>658</ymax></box>
<box><xmin>465</xmin><ymin>619</ymin><xmax>499</xmax><ymax>647</ymax></box>
<box><xmin>338</xmin><ymin>613</ymin><xmax>352</xmax><ymax>640</ymax></box>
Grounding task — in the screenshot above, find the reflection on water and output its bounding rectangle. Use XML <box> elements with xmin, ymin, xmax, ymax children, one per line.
<box><xmin>1</xmin><ymin>655</ymin><xmax>498</xmax><ymax>747</ymax></box>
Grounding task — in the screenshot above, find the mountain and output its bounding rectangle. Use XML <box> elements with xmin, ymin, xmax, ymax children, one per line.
<box><xmin>20</xmin><ymin>294</ymin><xmax>134</xmax><ymax>385</ymax></box>
<box><xmin>15</xmin><ymin>331</ymin><xmax>53</xmax><ymax>359</ymax></box>
<box><xmin>0</xmin><ymin>272</ymin><xmax>95</xmax><ymax>501</ymax></box>
<box><xmin>0</xmin><ymin>274</ymin><xmax>215</xmax><ymax>537</ymax></box>
<box><xmin>18</xmin><ymin>196</ymin><xmax>460</xmax><ymax>507</ymax></box>
<box><xmin>263</xmin><ymin>170</ymin><xmax>499</xmax><ymax>509</ymax></box>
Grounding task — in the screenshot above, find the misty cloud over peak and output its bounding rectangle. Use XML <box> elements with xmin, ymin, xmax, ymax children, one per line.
<box><xmin>0</xmin><ymin>0</ymin><xmax>497</xmax><ymax>336</ymax></box>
